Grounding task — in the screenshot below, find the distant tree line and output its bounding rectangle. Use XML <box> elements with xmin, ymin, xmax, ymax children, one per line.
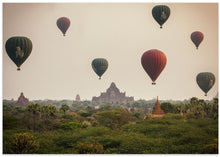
<box><xmin>161</xmin><ymin>97</ymin><xmax>218</xmax><ymax>119</ymax></box>
<box><xmin>3</xmin><ymin>97</ymin><xmax>218</xmax><ymax>154</ymax></box>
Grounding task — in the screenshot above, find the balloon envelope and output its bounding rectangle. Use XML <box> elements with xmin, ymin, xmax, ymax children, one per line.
<box><xmin>196</xmin><ymin>72</ymin><xmax>215</xmax><ymax>96</ymax></box>
<box><xmin>152</xmin><ymin>5</ymin><xmax>170</xmax><ymax>28</ymax></box>
<box><xmin>57</xmin><ymin>17</ymin><xmax>70</xmax><ymax>36</ymax></box>
<box><xmin>5</xmin><ymin>36</ymin><xmax>32</xmax><ymax>71</ymax></box>
<box><xmin>92</xmin><ymin>58</ymin><xmax>108</xmax><ymax>79</ymax></box>
<box><xmin>141</xmin><ymin>49</ymin><xmax>167</xmax><ymax>84</ymax></box>
<box><xmin>191</xmin><ymin>31</ymin><xmax>204</xmax><ymax>49</ymax></box>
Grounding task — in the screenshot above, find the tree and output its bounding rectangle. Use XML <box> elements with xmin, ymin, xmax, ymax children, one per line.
<box><xmin>203</xmin><ymin>103</ymin><xmax>212</xmax><ymax>118</ymax></box>
<box><xmin>48</xmin><ymin>105</ymin><xmax>57</xmax><ymax>118</ymax></box>
<box><xmin>3</xmin><ymin>105</ymin><xmax>14</xmax><ymax>116</ymax></box>
<box><xmin>78</xmin><ymin>110</ymin><xmax>91</xmax><ymax>117</ymax></box>
<box><xmin>39</xmin><ymin>105</ymin><xmax>58</xmax><ymax>131</ymax></box>
<box><xmin>71</xmin><ymin>103</ymin><xmax>83</xmax><ymax>112</ymax></box>
<box><xmin>78</xmin><ymin>106</ymin><xmax>94</xmax><ymax>117</ymax></box>
<box><xmin>26</xmin><ymin>103</ymin><xmax>41</xmax><ymax>131</ymax></box>
<box><xmin>213</xmin><ymin>98</ymin><xmax>218</xmax><ymax>105</ymax></box>
<box><xmin>77</xmin><ymin>140</ymin><xmax>104</xmax><ymax>154</ymax></box>
<box><xmin>41</xmin><ymin>105</ymin><xmax>57</xmax><ymax>120</ymax></box>
<box><xmin>133</xmin><ymin>112</ymin><xmax>141</xmax><ymax>119</ymax></box>
<box><xmin>190</xmin><ymin>97</ymin><xmax>199</xmax><ymax>107</ymax></box>
<box><xmin>194</xmin><ymin>104</ymin><xmax>205</xmax><ymax>118</ymax></box>
<box><xmin>60</xmin><ymin>104</ymin><xmax>69</xmax><ymax>115</ymax></box>
<box><xmin>161</xmin><ymin>102</ymin><xmax>174</xmax><ymax>113</ymax></box>
<box><xmin>3</xmin><ymin>115</ymin><xmax>21</xmax><ymax>130</ymax></box>
<box><xmin>60</xmin><ymin>122</ymin><xmax>81</xmax><ymax>130</ymax></box>
<box><xmin>212</xmin><ymin>98</ymin><xmax>218</xmax><ymax>119</ymax></box>
<box><xmin>96</xmin><ymin>107</ymin><xmax>132</xmax><ymax>130</ymax></box>
<box><xmin>9</xmin><ymin>133</ymin><xmax>39</xmax><ymax>154</ymax></box>
<box><xmin>98</xmin><ymin>105</ymin><xmax>112</xmax><ymax>112</ymax></box>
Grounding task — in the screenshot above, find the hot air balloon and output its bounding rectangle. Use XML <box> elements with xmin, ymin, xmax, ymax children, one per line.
<box><xmin>152</xmin><ymin>5</ymin><xmax>170</xmax><ymax>29</ymax></box>
<box><xmin>57</xmin><ymin>17</ymin><xmax>70</xmax><ymax>36</ymax></box>
<box><xmin>191</xmin><ymin>31</ymin><xmax>204</xmax><ymax>49</ymax></box>
<box><xmin>5</xmin><ymin>36</ymin><xmax>32</xmax><ymax>71</ymax></box>
<box><xmin>92</xmin><ymin>58</ymin><xmax>108</xmax><ymax>79</ymax></box>
<box><xmin>141</xmin><ymin>49</ymin><xmax>167</xmax><ymax>85</ymax></box>
<box><xmin>196</xmin><ymin>72</ymin><xmax>215</xmax><ymax>96</ymax></box>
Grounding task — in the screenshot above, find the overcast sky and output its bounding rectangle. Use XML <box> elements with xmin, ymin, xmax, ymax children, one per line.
<box><xmin>3</xmin><ymin>3</ymin><xmax>218</xmax><ymax>101</ymax></box>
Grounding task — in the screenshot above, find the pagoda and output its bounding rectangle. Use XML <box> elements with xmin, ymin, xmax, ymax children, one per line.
<box><xmin>14</xmin><ymin>92</ymin><xmax>30</xmax><ymax>108</ymax></box>
<box><xmin>151</xmin><ymin>96</ymin><xmax>165</xmax><ymax>118</ymax></box>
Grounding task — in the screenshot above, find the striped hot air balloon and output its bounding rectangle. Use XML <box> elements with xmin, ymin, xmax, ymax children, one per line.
<box><xmin>5</xmin><ymin>36</ymin><xmax>33</xmax><ymax>71</ymax></box>
<box><xmin>141</xmin><ymin>49</ymin><xmax>167</xmax><ymax>85</ymax></box>
<box><xmin>92</xmin><ymin>58</ymin><xmax>108</xmax><ymax>80</ymax></box>
<box><xmin>152</xmin><ymin>5</ymin><xmax>171</xmax><ymax>28</ymax></box>
<box><xmin>191</xmin><ymin>31</ymin><xmax>204</xmax><ymax>49</ymax></box>
<box><xmin>196</xmin><ymin>72</ymin><xmax>215</xmax><ymax>96</ymax></box>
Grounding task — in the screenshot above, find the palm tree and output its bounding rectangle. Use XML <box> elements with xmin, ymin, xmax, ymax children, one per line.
<box><xmin>26</xmin><ymin>103</ymin><xmax>41</xmax><ymax>131</ymax></box>
<box><xmin>213</xmin><ymin>98</ymin><xmax>218</xmax><ymax>105</ymax></box>
<box><xmin>190</xmin><ymin>97</ymin><xmax>199</xmax><ymax>106</ymax></box>
<box><xmin>48</xmin><ymin>105</ymin><xmax>57</xmax><ymax>118</ymax></box>
<box><xmin>41</xmin><ymin>105</ymin><xmax>57</xmax><ymax>119</ymax></box>
<box><xmin>60</xmin><ymin>104</ymin><xmax>69</xmax><ymax>115</ymax></box>
<box><xmin>213</xmin><ymin>98</ymin><xmax>218</xmax><ymax>119</ymax></box>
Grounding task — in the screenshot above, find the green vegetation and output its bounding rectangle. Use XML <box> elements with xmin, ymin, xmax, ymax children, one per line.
<box><xmin>6</xmin><ymin>133</ymin><xmax>39</xmax><ymax>153</ymax></box>
<box><xmin>3</xmin><ymin>97</ymin><xmax>218</xmax><ymax>154</ymax></box>
<box><xmin>60</xmin><ymin>104</ymin><xmax>70</xmax><ymax>115</ymax></box>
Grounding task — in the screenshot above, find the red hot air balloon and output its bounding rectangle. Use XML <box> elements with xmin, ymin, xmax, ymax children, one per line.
<box><xmin>57</xmin><ymin>17</ymin><xmax>70</xmax><ymax>36</ymax></box>
<box><xmin>141</xmin><ymin>49</ymin><xmax>167</xmax><ymax>85</ymax></box>
<box><xmin>191</xmin><ymin>31</ymin><xmax>204</xmax><ymax>49</ymax></box>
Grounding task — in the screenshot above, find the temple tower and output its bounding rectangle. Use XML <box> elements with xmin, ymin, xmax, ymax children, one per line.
<box><xmin>151</xmin><ymin>96</ymin><xmax>165</xmax><ymax>118</ymax></box>
<box><xmin>14</xmin><ymin>92</ymin><xmax>30</xmax><ymax>108</ymax></box>
<box><xmin>76</xmin><ymin>94</ymin><xmax>81</xmax><ymax>102</ymax></box>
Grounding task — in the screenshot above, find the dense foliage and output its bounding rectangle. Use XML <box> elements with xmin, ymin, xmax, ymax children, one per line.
<box><xmin>3</xmin><ymin>97</ymin><xmax>218</xmax><ymax>154</ymax></box>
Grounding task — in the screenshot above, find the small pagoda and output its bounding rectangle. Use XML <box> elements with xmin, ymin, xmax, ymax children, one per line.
<box><xmin>151</xmin><ymin>96</ymin><xmax>165</xmax><ymax>118</ymax></box>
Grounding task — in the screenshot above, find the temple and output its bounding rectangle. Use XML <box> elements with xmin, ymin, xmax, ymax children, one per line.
<box><xmin>14</xmin><ymin>92</ymin><xmax>30</xmax><ymax>108</ymax></box>
<box><xmin>75</xmin><ymin>94</ymin><xmax>81</xmax><ymax>102</ymax></box>
<box><xmin>73</xmin><ymin>94</ymin><xmax>81</xmax><ymax>104</ymax></box>
<box><xmin>92</xmin><ymin>82</ymin><xmax>134</xmax><ymax>104</ymax></box>
<box><xmin>151</xmin><ymin>96</ymin><xmax>165</xmax><ymax>118</ymax></box>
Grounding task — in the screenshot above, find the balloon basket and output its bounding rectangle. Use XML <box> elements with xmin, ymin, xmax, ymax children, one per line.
<box><xmin>17</xmin><ymin>67</ymin><xmax>20</xmax><ymax>71</ymax></box>
<box><xmin>152</xmin><ymin>82</ymin><xmax>156</xmax><ymax>85</ymax></box>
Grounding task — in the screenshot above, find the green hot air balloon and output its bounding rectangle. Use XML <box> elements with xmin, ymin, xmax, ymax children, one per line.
<box><xmin>92</xmin><ymin>58</ymin><xmax>108</xmax><ymax>79</ymax></box>
<box><xmin>5</xmin><ymin>36</ymin><xmax>32</xmax><ymax>71</ymax></box>
<box><xmin>196</xmin><ymin>72</ymin><xmax>215</xmax><ymax>96</ymax></box>
<box><xmin>152</xmin><ymin>5</ymin><xmax>170</xmax><ymax>29</ymax></box>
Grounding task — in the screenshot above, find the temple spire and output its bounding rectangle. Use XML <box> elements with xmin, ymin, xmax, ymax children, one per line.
<box><xmin>151</xmin><ymin>96</ymin><xmax>165</xmax><ymax>118</ymax></box>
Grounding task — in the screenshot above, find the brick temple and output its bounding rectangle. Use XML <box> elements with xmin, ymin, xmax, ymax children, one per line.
<box><xmin>92</xmin><ymin>82</ymin><xmax>134</xmax><ymax>104</ymax></box>
<box><xmin>151</xmin><ymin>96</ymin><xmax>165</xmax><ymax>118</ymax></box>
<box><xmin>14</xmin><ymin>92</ymin><xmax>30</xmax><ymax>108</ymax></box>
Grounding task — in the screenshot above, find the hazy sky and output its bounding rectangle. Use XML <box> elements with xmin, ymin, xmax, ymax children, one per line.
<box><xmin>3</xmin><ymin>3</ymin><xmax>218</xmax><ymax>101</ymax></box>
